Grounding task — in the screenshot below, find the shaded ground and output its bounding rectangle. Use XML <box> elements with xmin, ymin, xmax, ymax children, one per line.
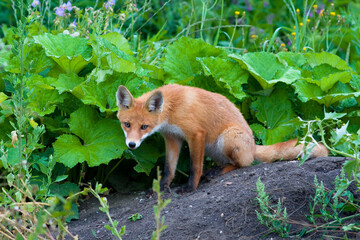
<box><xmin>68</xmin><ymin>157</ymin><xmax>360</xmax><ymax>239</ymax></box>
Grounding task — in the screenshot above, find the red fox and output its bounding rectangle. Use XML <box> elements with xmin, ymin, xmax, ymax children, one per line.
<box><xmin>116</xmin><ymin>84</ymin><xmax>328</xmax><ymax>192</ymax></box>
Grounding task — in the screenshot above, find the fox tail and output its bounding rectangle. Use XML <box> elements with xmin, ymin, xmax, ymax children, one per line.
<box><xmin>254</xmin><ymin>139</ymin><xmax>329</xmax><ymax>163</ymax></box>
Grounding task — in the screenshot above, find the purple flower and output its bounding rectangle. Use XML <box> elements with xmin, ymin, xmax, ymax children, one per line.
<box><xmin>62</xmin><ymin>1</ymin><xmax>72</xmax><ymax>11</ymax></box>
<box><xmin>55</xmin><ymin>7</ymin><xmax>65</xmax><ymax>17</ymax></box>
<box><xmin>105</xmin><ymin>0</ymin><xmax>116</xmax><ymax>9</ymax></box>
<box><xmin>31</xmin><ymin>0</ymin><xmax>40</xmax><ymax>7</ymax></box>
<box><xmin>70</xmin><ymin>19</ymin><xmax>77</xmax><ymax>30</ymax></box>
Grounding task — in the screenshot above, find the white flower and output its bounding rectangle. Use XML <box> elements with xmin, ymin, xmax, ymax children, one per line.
<box><xmin>70</xmin><ymin>32</ymin><xmax>80</xmax><ymax>37</ymax></box>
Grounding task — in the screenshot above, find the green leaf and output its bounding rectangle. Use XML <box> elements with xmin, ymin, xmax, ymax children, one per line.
<box><xmin>72</xmin><ymin>72</ymin><xmax>159</xmax><ymax>112</ymax></box>
<box><xmin>293</xmin><ymin>80</ymin><xmax>360</xmax><ymax>107</ymax></box>
<box><xmin>324</xmin><ymin>111</ymin><xmax>347</xmax><ymax>120</ymax></box>
<box><xmin>33</xmin><ymin>33</ymin><xmax>92</xmax><ymax>74</ymax></box>
<box><xmin>0</xmin><ymin>92</ymin><xmax>8</xmax><ymax>103</ymax></box>
<box><xmin>250</xmin><ymin>88</ymin><xmax>300</xmax><ymax>145</ymax></box>
<box><xmin>251</xmin><ymin>119</ymin><xmax>299</xmax><ymax>145</ymax></box>
<box><xmin>53</xmin><ymin>106</ymin><xmax>127</xmax><ymax>168</ymax></box>
<box><xmin>305</xmin><ymin>71</ymin><xmax>352</xmax><ymax>92</ymax></box>
<box><xmin>124</xmin><ymin>140</ymin><xmax>162</xmax><ymax>175</ymax></box>
<box><xmin>52</xmin><ymin>73</ymin><xmax>84</xmax><ymax>94</ymax></box>
<box><xmin>198</xmin><ymin>57</ymin><xmax>248</xmax><ymax>101</ymax></box>
<box><xmin>93</xmin><ymin>34</ymin><xmax>136</xmax><ymax>74</ymax></box>
<box><xmin>27</xmin><ymin>75</ymin><xmax>65</xmax><ymax>116</ymax></box>
<box><xmin>164</xmin><ymin>37</ymin><xmax>227</xmax><ymax>83</ymax></box>
<box><xmin>277</xmin><ymin>52</ymin><xmax>307</xmax><ymax>68</ymax></box>
<box><xmin>49</xmin><ymin>182</ymin><xmax>80</xmax><ymax>196</ymax></box>
<box><xmin>101</xmin><ymin>32</ymin><xmax>133</xmax><ymax>55</ymax></box>
<box><xmin>230</xmin><ymin>52</ymin><xmax>301</xmax><ymax>89</ymax></box>
<box><xmin>305</xmin><ymin>52</ymin><xmax>353</xmax><ymax>71</ymax></box>
<box><xmin>251</xmin><ymin>88</ymin><xmax>295</xmax><ymax>128</ymax></box>
<box><xmin>55</xmin><ymin>175</ymin><xmax>68</xmax><ymax>182</ymax></box>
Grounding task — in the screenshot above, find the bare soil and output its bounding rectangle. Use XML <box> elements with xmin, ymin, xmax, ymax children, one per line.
<box><xmin>68</xmin><ymin>157</ymin><xmax>360</xmax><ymax>239</ymax></box>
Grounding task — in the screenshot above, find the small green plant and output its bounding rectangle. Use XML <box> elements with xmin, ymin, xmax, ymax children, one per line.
<box><xmin>255</xmin><ymin>177</ymin><xmax>291</xmax><ymax>238</ymax></box>
<box><xmin>128</xmin><ymin>213</ymin><xmax>143</xmax><ymax>222</ymax></box>
<box><xmin>256</xmin><ymin>111</ymin><xmax>360</xmax><ymax>238</ymax></box>
<box><xmin>152</xmin><ymin>167</ymin><xmax>171</xmax><ymax>240</ymax></box>
<box><xmin>87</xmin><ymin>182</ymin><xmax>126</xmax><ymax>240</ymax></box>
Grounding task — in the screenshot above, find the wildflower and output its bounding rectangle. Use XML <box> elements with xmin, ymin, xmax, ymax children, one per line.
<box><xmin>235</xmin><ymin>10</ymin><xmax>240</xmax><ymax>16</ymax></box>
<box><xmin>31</xmin><ymin>0</ymin><xmax>40</xmax><ymax>7</ymax></box>
<box><xmin>55</xmin><ymin>7</ymin><xmax>65</xmax><ymax>17</ymax></box>
<box><xmin>11</xmin><ymin>131</ymin><xmax>18</xmax><ymax>148</ymax></box>
<box><xmin>119</xmin><ymin>13</ymin><xmax>126</xmax><ymax>22</ymax></box>
<box><xmin>62</xmin><ymin>1</ymin><xmax>72</xmax><ymax>11</ymax></box>
<box><xmin>291</xmin><ymin>32</ymin><xmax>296</xmax><ymax>36</ymax></box>
<box><xmin>280</xmin><ymin>43</ymin><xmax>285</xmax><ymax>47</ymax></box>
<box><xmin>63</xmin><ymin>30</ymin><xmax>70</xmax><ymax>35</ymax></box>
<box><xmin>70</xmin><ymin>32</ymin><xmax>80</xmax><ymax>37</ymax></box>
<box><xmin>251</xmin><ymin>35</ymin><xmax>257</xmax><ymax>39</ymax></box>
<box><xmin>105</xmin><ymin>0</ymin><xmax>116</xmax><ymax>9</ymax></box>
<box><xmin>300</xmin><ymin>22</ymin><xmax>303</xmax><ymax>26</ymax></box>
<box><xmin>330</xmin><ymin>12</ymin><xmax>336</xmax><ymax>17</ymax></box>
<box><xmin>70</xmin><ymin>19</ymin><xmax>77</xmax><ymax>30</ymax></box>
<box><xmin>296</xmin><ymin>8</ymin><xmax>300</xmax><ymax>13</ymax></box>
<box><xmin>303</xmin><ymin>47</ymin><xmax>307</xmax><ymax>51</ymax></box>
<box><xmin>293</xmin><ymin>26</ymin><xmax>296</xmax><ymax>29</ymax></box>
<box><xmin>307</xmin><ymin>19</ymin><xmax>310</xmax><ymax>23</ymax></box>
<box><xmin>313</xmin><ymin>5</ymin><xmax>317</xmax><ymax>10</ymax></box>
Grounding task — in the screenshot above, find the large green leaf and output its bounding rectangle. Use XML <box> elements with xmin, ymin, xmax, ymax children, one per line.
<box><xmin>72</xmin><ymin>72</ymin><xmax>160</xmax><ymax>112</ymax></box>
<box><xmin>230</xmin><ymin>52</ymin><xmax>301</xmax><ymax>89</ymax></box>
<box><xmin>277</xmin><ymin>52</ymin><xmax>307</xmax><ymax>68</ymax></box>
<box><xmin>163</xmin><ymin>37</ymin><xmax>227</xmax><ymax>83</ymax></box>
<box><xmin>51</xmin><ymin>73</ymin><xmax>84</xmax><ymax>94</ymax></box>
<box><xmin>123</xmin><ymin>141</ymin><xmax>163</xmax><ymax>175</ymax></box>
<box><xmin>89</xmin><ymin>33</ymin><xmax>136</xmax><ymax>76</ymax></box>
<box><xmin>27</xmin><ymin>75</ymin><xmax>65</xmax><ymax>116</ymax></box>
<box><xmin>305</xmin><ymin>52</ymin><xmax>353</xmax><ymax>71</ymax></box>
<box><xmin>251</xmin><ymin>88</ymin><xmax>295</xmax><ymax>128</ymax></box>
<box><xmin>33</xmin><ymin>33</ymin><xmax>92</xmax><ymax>74</ymax></box>
<box><xmin>251</xmin><ymin>120</ymin><xmax>299</xmax><ymax>145</ymax></box>
<box><xmin>293</xmin><ymin>80</ymin><xmax>360</xmax><ymax>107</ymax></box>
<box><xmin>250</xmin><ymin>88</ymin><xmax>299</xmax><ymax>145</ymax></box>
<box><xmin>53</xmin><ymin>106</ymin><xmax>126</xmax><ymax>168</ymax></box>
<box><xmin>101</xmin><ymin>32</ymin><xmax>133</xmax><ymax>55</ymax></box>
<box><xmin>198</xmin><ymin>57</ymin><xmax>248</xmax><ymax>101</ymax></box>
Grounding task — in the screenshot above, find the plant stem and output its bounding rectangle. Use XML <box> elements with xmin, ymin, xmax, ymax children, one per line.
<box><xmin>213</xmin><ymin>0</ymin><xmax>223</xmax><ymax>46</ymax></box>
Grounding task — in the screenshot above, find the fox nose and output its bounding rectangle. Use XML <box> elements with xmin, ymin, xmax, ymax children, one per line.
<box><xmin>128</xmin><ymin>142</ymin><xmax>136</xmax><ymax>149</ymax></box>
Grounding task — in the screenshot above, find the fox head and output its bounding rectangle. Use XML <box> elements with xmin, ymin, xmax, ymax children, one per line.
<box><xmin>116</xmin><ymin>86</ymin><xmax>164</xmax><ymax>150</ymax></box>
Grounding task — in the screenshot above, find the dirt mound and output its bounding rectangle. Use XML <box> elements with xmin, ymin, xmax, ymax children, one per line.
<box><xmin>68</xmin><ymin>157</ymin><xmax>360</xmax><ymax>239</ymax></box>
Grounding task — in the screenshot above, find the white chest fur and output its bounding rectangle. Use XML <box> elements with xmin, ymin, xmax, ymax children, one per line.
<box><xmin>153</xmin><ymin>121</ymin><xmax>186</xmax><ymax>139</ymax></box>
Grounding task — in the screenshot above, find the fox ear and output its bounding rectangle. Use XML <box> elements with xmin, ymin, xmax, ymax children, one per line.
<box><xmin>144</xmin><ymin>91</ymin><xmax>163</xmax><ymax>113</ymax></box>
<box><xmin>116</xmin><ymin>85</ymin><xmax>134</xmax><ymax>109</ymax></box>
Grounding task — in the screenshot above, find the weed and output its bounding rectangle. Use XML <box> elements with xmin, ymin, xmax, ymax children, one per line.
<box><xmin>128</xmin><ymin>213</ymin><xmax>143</xmax><ymax>222</ymax></box>
<box><xmin>152</xmin><ymin>167</ymin><xmax>171</xmax><ymax>240</ymax></box>
<box><xmin>87</xmin><ymin>182</ymin><xmax>126</xmax><ymax>239</ymax></box>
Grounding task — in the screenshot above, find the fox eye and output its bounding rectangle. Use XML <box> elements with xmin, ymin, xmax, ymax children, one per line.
<box><xmin>124</xmin><ymin>122</ymin><xmax>131</xmax><ymax>128</ymax></box>
<box><xmin>140</xmin><ymin>125</ymin><xmax>148</xmax><ymax>130</ymax></box>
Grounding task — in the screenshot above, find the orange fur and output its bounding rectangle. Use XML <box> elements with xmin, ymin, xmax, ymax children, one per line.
<box><xmin>116</xmin><ymin>84</ymin><xmax>328</xmax><ymax>192</ymax></box>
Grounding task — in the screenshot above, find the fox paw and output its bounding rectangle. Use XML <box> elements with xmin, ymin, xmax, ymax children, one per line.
<box><xmin>176</xmin><ymin>185</ymin><xmax>195</xmax><ymax>194</ymax></box>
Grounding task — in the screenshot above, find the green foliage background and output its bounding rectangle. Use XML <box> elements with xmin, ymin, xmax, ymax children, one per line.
<box><xmin>2</xmin><ymin>0</ymin><xmax>360</xmax><ymax>189</ymax></box>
